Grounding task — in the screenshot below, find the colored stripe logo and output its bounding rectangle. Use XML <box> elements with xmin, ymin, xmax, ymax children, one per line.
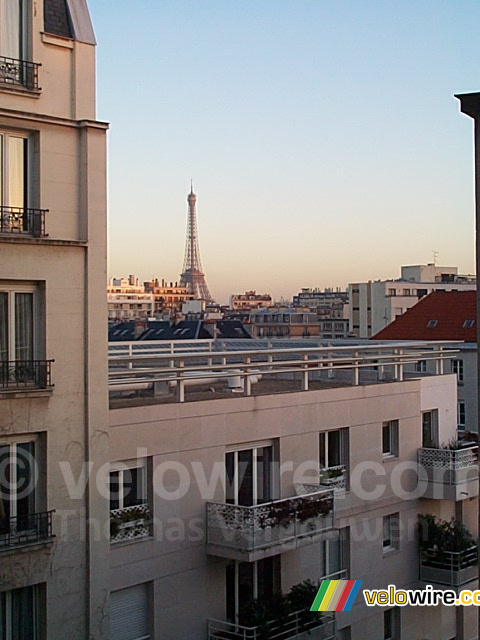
<box><xmin>310</xmin><ymin>579</ymin><xmax>363</xmax><ymax>612</ymax></box>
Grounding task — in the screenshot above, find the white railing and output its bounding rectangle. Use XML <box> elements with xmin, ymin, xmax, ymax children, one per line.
<box><xmin>208</xmin><ymin>610</ymin><xmax>335</xmax><ymax>640</ymax></box>
<box><xmin>418</xmin><ymin>445</ymin><xmax>478</xmax><ymax>471</ymax></box>
<box><xmin>108</xmin><ymin>340</ymin><xmax>458</xmax><ymax>403</ymax></box>
<box><xmin>420</xmin><ymin>546</ymin><xmax>478</xmax><ymax>586</ymax></box>
<box><xmin>110</xmin><ymin>503</ymin><xmax>150</xmax><ymax>543</ymax></box>
<box><xmin>319</xmin><ymin>465</ymin><xmax>347</xmax><ymax>490</ymax></box>
<box><xmin>206</xmin><ymin>490</ymin><xmax>334</xmax><ymax>557</ymax></box>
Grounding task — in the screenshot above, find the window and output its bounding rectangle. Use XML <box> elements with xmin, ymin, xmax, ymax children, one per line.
<box><xmin>387</xmin><ymin>289</ymin><xmax>396</xmax><ymax>297</ymax></box>
<box><xmin>422</xmin><ymin>411</ymin><xmax>439</xmax><ymax>448</ymax></box>
<box><xmin>0</xmin><ymin>585</ymin><xmax>42</xmax><ymax>640</ymax></box>
<box><xmin>384</xmin><ymin>608</ymin><xmax>399</xmax><ymax>639</ymax></box>
<box><xmin>0</xmin><ymin>282</ymin><xmax>48</xmax><ymax>388</ymax></box>
<box><xmin>415</xmin><ymin>360</ymin><xmax>427</xmax><ymax>373</ymax></box>
<box><xmin>0</xmin><ymin>441</ymin><xmax>35</xmax><ymax>528</ymax></box>
<box><xmin>451</xmin><ymin>359</ymin><xmax>464</xmax><ymax>383</ymax></box>
<box><xmin>319</xmin><ymin>429</ymin><xmax>349</xmax><ymax>489</ymax></box>
<box><xmin>382</xmin><ymin>421</ymin><xmax>399</xmax><ymax>458</ymax></box>
<box><xmin>320</xmin><ymin>529</ymin><xmax>347</xmax><ymax>578</ymax></box>
<box><xmin>110</xmin><ymin>583</ymin><xmax>151</xmax><ymax>640</ymax></box>
<box><xmin>0</xmin><ymin>0</ymin><xmax>27</xmax><ymax>61</ymax></box>
<box><xmin>426</xmin><ymin>320</ymin><xmax>438</xmax><ymax>328</ymax></box>
<box><xmin>109</xmin><ymin>460</ymin><xmax>150</xmax><ymax>543</ymax></box>
<box><xmin>458</xmin><ymin>401</ymin><xmax>466</xmax><ymax>429</ymax></box>
<box><xmin>226</xmin><ymin>443</ymin><xmax>275</xmax><ymax>506</ymax></box>
<box><xmin>383</xmin><ymin>514</ymin><xmax>399</xmax><ymax>552</ymax></box>
<box><xmin>226</xmin><ymin>558</ymin><xmax>280</xmax><ymax>624</ymax></box>
<box><xmin>463</xmin><ymin>319</ymin><xmax>475</xmax><ymax>329</ymax></box>
<box><xmin>402</xmin><ymin>289</ymin><xmax>410</xmax><ymax>296</ymax></box>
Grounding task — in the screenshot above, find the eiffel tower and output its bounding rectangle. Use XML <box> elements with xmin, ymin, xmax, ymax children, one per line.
<box><xmin>179</xmin><ymin>183</ymin><xmax>214</xmax><ymax>302</ymax></box>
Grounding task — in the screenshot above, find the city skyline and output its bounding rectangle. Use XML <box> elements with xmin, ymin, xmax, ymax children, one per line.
<box><xmin>88</xmin><ymin>1</ymin><xmax>479</xmax><ymax>303</ymax></box>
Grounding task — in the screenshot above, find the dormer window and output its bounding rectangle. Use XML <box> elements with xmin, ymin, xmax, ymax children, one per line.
<box><xmin>463</xmin><ymin>319</ymin><xmax>475</xmax><ymax>328</ymax></box>
<box><xmin>426</xmin><ymin>320</ymin><xmax>438</xmax><ymax>328</ymax></box>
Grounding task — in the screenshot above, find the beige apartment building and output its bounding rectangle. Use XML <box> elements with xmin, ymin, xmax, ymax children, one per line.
<box><xmin>0</xmin><ymin>1</ymin><xmax>109</xmax><ymax>639</ymax></box>
<box><xmin>108</xmin><ymin>340</ymin><xmax>479</xmax><ymax>640</ymax></box>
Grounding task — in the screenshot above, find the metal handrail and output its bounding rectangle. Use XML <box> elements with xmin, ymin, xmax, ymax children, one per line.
<box><xmin>0</xmin><ymin>206</ymin><xmax>48</xmax><ymax>237</ymax></box>
<box><xmin>0</xmin><ymin>510</ymin><xmax>54</xmax><ymax>547</ymax></box>
<box><xmin>0</xmin><ymin>360</ymin><xmax>54</xmax><ymax>390</ymax></box>
<box><xmin>0</xmin><ymin>55</ymin><xmax>40</xmax><ymax>90</ymax></box>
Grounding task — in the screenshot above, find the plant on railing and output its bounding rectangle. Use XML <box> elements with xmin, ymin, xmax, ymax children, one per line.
<box><xmin>418</xmin><ymin>514</ymin><xmax>476</xmax><ymax>565</ymax></box>
<box><xmin>110</xmin><ymin>505</ymin><xmax>150</xmax><ymax>539</ymax></box>
<box><xmin>257</xmin><ymin>494</ymin><xmax>333</xmax><ymax>530</ymax></box>
<box><xmin>321</xmin><ymin>466</ymin><xmax>344</xmax><ymax>480</ymax></box>
<box><xmin>239</xmin><ymin>580</ymin><xmax>320</xmax><ymax>640</ymax></box>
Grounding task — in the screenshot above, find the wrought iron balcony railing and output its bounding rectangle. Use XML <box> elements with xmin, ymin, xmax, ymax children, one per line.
<box><xmin>0</xmin><ymin>360</ymin><xmax>53</xmax><ymax>391</ymax></box>
<box><xmin>110</xmin><ymin>503</ymin><xmax>151</xmax><ymax>543</ymax></box>
<box><xmin>420</xmin><ymin>546</ymin><xmax>478</xmax><ymax>587</ymax></box>
<box><xmin>206</xmin><ymin>490</ymin><xmax>335</xmax><ymax>562</ymax></box>
<box><xmin>0</xmin><ymin>206</ymin><xmax>48</xmax><ymax>237</ymax></box>
<box><xmin>208</xmin><ymin>610</ymin><xmax>336</xmax><ymax>640</ymax></box>
<box><xmin>0</xmin><ymin>511</ymin><xmax>54</xmax><ymax>549</ymax></box>
<box><xmin>0</xmin><ymin>56</ymin><xmax>40</xmax><ymax>90</ymax></box>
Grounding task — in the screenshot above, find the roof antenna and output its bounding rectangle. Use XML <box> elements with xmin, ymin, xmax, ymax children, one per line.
<box><xmin>432</xmin><ymin>250</ymin><xmax>438</xmax><ymax>266</ymax></box>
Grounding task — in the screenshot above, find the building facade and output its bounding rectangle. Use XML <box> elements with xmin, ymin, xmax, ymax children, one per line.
<box><xmin>0</xmin><ymin>2</ymin><xmax>109</xmax><ymax>638</ymax></box>
<box><xmin>229</xmin><ymin>291</ymin><xmax>273</xmax><ymax>311</ymax></box>
<box><xmin>349</xmin><ymin>264</ymin><xmax>476</xmax><ymax>338</ymax></box>
<box><xmin>107</xmin><ymin>340</ymin><xmax>479</xmax><ymax>640</ymax></box>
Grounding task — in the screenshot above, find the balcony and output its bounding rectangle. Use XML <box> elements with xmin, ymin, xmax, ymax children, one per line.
<box><xmin>0</xmin><ymin>511</ymin><xmax>54</xmax><ymax>550</ymax></box>
<box><xmin>0</xmin><ymin>360</ymin><xmax>54</xmax><ymax>392</ymax></box>
<box><xmin>0</xmin><ymin>56</ymin><xmax>40</xmax><ymax>91</ymax></box>
<box><xmin>418</xmin><ymin>445</ymin><xmax>479</xmax><ymax>501</ymax></box>
<box><xmin>206</xmin><ymin>490</ymin><xmax>335</xmax><ymax>562</ymax></box>
<box><xmin>110</xmin><ymin>503</ymin><xmax>151</xmax><ymax>544</ymax></box>
<box><xmin>420</xmin><ymin>547</ymin><xmax>478</xmax><ymax>587</ymax></box>
<box><xmin>208</xmin><ymin>611</ymin><xmax>335</xmax><ymax>640</ymax></box>
<box><xmin>319</xmin><ymin>465</ymin><xmax>347</xmax><ymax>491</ymax></box>
<box><xmin>0</xmin><ymin>206</ymin><xmax>48</xmax><ymax>238</ymax></box>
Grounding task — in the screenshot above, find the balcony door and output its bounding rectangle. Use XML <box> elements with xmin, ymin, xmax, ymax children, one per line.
<box><xmin>225</xmin><ymin>443</ymin><xmax>274</xmax><ymax>507</ymax></box>
<box><xmin>0</xmin><ymin>0</ymin><xmax>26</xmax><ymax>60</ymax></box>
<box><xmin>226</xmin><ymin>557</ymin><xmax>280</xmax><ymax>625</ymax></box>
<box><xmin>0</xmin><ymin>442</ymin><xmax>35</xmax><ymax>533</ymax></box>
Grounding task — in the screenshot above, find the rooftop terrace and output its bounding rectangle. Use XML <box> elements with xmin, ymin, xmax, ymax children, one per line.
<box><xmin>108</xmin><ymin>339</ymin><xmax>457</xmax><ymax>409</ymax></box>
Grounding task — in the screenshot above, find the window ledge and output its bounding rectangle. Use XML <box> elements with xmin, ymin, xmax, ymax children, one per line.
<box><xmin>110</xmin><ymin>535</ymin><xmax>153</xmax><ymax>548</ymax></box>
<box><xmin>0</xmin><ymin>539</ymin><xmax>54</xmax><ymax>557</ymax></box>
<box><xmin>0</xmin><ymin>388</ymin><xmax>53</xmax><ymax>400</ymax></box>
<box><xmin>41</xmin><ymin>32</ymin><xmax>74</xmax><ymax>49</ymax></box>
<box><xmin>0</xmin><ymin>82</ymin><xmax>41</xmax><ymax>98</ymax></box>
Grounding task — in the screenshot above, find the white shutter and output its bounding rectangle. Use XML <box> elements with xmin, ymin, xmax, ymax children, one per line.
<box><xmin>110</xmin><ymin>583</ymin><xmax>150</xmax><ymax>640</ymax></box>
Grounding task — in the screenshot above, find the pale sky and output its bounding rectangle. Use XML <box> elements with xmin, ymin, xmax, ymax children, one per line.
<box><xmin>88</xmin><ymin>0</ymin><xmax>479</xmax><ymax>304</ymax></box>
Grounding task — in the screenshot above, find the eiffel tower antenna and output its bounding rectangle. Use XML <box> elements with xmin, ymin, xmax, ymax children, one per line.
<box><xmin>179</xmin><ymin>183</ymin><xmax>214</xmax><ymax>301</ymax></box>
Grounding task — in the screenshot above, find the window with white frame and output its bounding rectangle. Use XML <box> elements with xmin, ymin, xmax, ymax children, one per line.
<box><xmin>109</xmin><ymin>460</ymin><xmax>150</xmax><ymax>544</ymax></box>
<box><xmin>0</xmin><ymin>584</ymin><xmax>42</xmax><ymax>640</ymax></box>
<box><xmin>320</xmin><ymin>529</ymin><xmax>347</xmax><ymax>578</ymax></box>
<box><xmin>319</xmin><ymin>429</ymin><xmax>349</xmax><ymax>489</ymax></box>
<box><xmin>382</xmin><ymin>421</ymin><xmax>399</xmax><ymax>458</ymax></box>
<box><xmin>109</xmin><ymin>461</ymin><xmax>147</xmax><ymax>511</ymax></box>
<box><xmin>383</xmin><ymin>514</ymin><xmax>399</xmax><ymax>553</ymax></box>
<box><xmin>0</xmin><ymin>132</ymin><xmax>29</xmax><ymax>219</ymax></box>
<box><xmin>415</xmin><ymin>360</ymin><xmax>427</xmax><ymax>373</ymax></box>
<box><xmin>0</xmin><ymin>282</ymin><xmax>43</xmax><ymax>364</ymax></box>
<box><xmin>226</xmin><ymin>557</ymin><xmax>280</xmax><ymax>625</ymax></box>
<box><xmin>225</xmin><ymin>442</ymin><xmax>276</xmax><ymax>507</ymax></box>
<box><xmin>451</xmin><ymin>359</ymin><xmax>464</xmax><ymax>383</ymax></box>
<box><xmin>422</xmin><ymin>410</ymin><xmax>439</xmax><ymax>448</ymax></box>
<box><xmin>458</xmin><ymin>401</ymin><xmax>466</xmax><ymax>429</ymax></box>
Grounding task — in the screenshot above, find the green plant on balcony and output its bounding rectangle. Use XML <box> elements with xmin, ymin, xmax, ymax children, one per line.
<box><xmin>257</xmin><ymin>495</ymin><xmax>333</xmax><ymax>530</ymax></box>
<box><xmin>418</xmin><ymin>514</ymin><xmax>476</xmax><ymax>565</ymax></box>
<box><xmin>239</xmin><ymin>579</ymin><xmax>319</xmax><ymax>640</ymax></box>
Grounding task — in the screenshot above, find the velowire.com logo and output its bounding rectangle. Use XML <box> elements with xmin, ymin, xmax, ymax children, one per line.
<box><xmin>310</xmin><ymin>579</ymin><xmax>363</xmax><ymax>612</ymax></box>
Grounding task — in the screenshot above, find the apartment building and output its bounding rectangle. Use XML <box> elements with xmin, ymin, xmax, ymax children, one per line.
<box><xmin>349</xmin><ymin>264</ymin><xmax>476</xmax><ymax>338</ymax></box>
<box><xmin>144</xmin><ymin>279</ymin><xmax>194</xmax><ymax>316</ymax></box>
<box><xmin>108</xmin><ymin>339</ymin><xmax>479</xmax><ymax>640</ymax></box>
<box><xmin>0</xmin><ymin>2</ymin><xmax>109</xmax><ymax>639</ymax></box>
<box><xmin>229</xmin><ymin>291</ymin><xmax>273</xmax><ymax>311</ymax></box>
<box><xmin>108</xmin><ymin>277</ymin><xmax>155</xmax><ymax>321</ymax></box>
<box><xmin>373</xmin><ymin>290</ymin><xmax>478</xmax><ymax>434</ymax></box>
<box><xmin>249</xmin><ymin>309</ymin><xmax>320</xmax><ymax>338</ymax></box>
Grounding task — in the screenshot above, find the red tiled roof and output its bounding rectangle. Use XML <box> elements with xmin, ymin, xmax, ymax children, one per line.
<box><xmin>372</xmin><ymin>290</ymin><xmax>477</xmax><ymax>341</ymax></box>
